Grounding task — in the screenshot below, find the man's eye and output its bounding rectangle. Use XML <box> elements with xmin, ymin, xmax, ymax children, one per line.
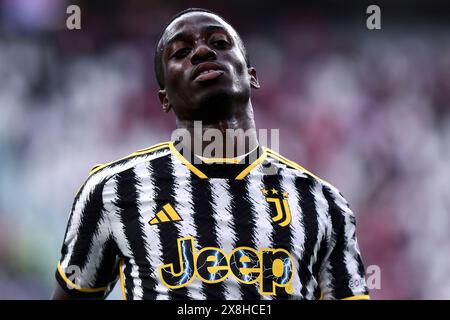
<box><xmin>172</xmin><ymin>48</ymin><xmax>190</xmax><ymax>58</ymax></box>
<box><xmin>212</xmin><ymin>40</ymin><xmax>230</xmax><ymax>48</ymax></box>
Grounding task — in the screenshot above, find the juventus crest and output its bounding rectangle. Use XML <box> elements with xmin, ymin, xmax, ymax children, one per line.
<box><xmin>261</xmin><ymin>188</ymin><xmax>292</xmax><ymax>227</ymax></box>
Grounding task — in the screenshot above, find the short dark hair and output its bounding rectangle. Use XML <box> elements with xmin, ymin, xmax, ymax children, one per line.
<box><xmin>154</xmin><ymin>8</ymin><xmax>250</xmax><ymax>89</ymax></box>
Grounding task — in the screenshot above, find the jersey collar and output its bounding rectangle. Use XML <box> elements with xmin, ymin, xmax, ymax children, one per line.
<box><xmin>169</xmin><ymin>141</ymin><xmax>267</xmax><ymax>179</ymax></box>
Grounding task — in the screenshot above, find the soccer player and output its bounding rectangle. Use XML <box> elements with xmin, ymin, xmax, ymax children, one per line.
<box><xmin>52</xmin><ymin>8</ymin><xmax>370</xmax><ymax>300</ymax></box>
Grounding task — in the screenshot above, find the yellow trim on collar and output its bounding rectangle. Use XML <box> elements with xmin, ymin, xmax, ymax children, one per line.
<box><xmin>201</xmin><ymin>157</ymin><xmax>242</xmax><ymax>164</ymax></box>
<box><xmin>235</xmin><ymin>149</ymin><xmax>268</xmax><ymax>180</ymax></box>
<box><xmin>169</xmin><ymin>142</ymin><xmax>208</xmax><ymax>179</ymax></box>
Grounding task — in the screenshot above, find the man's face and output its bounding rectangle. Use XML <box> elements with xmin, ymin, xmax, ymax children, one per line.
<box><xmin>158</xmin><ymin>12</ymin><xmax>259</xmax><ymax>122</ymax></box>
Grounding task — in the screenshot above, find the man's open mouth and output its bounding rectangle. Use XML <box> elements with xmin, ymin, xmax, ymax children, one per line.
<box><xmin>194</xmin><ymin>70</ymin><xmax>224</xmax><ymax>82</ymax></box>
<box><xmin>192</xmin><ymin>62</ymin><xmax>225</xmax><ymax>83</ymax></box>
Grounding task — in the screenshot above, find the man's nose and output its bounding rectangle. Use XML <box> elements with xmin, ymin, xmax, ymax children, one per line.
<box><xmin>190</xmin><ymin>44</ymin><xmax>216</xmax><ymax>65</ymax></box>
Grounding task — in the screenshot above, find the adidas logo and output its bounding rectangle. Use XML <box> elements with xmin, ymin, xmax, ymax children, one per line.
<box><xmin>149</xmin><ymin>203</ymin><xmax>182</xmax><ymax>225</ymax></box>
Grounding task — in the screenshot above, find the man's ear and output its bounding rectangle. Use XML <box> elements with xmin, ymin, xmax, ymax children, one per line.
<box><xmin>158</xmin><ymin>89</ymin><xmax>172</xmax><ymax>113</ymax></box>
<box><xmin>248</xmin><ymin>67</ymin><xmax>260</xmax><ymax>89</ymax></box>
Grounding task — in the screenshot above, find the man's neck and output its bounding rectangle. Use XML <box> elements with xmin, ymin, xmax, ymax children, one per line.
<box><xmin>175</xmin><ymin>105</ymin><xmax>259</xmax><ymax>159</ymax></box>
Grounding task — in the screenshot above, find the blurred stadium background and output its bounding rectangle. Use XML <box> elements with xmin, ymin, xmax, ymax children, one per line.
<box><xmin>0</xmin><ymin>0</ymin><xmax>449</xmax><ymax>299</ymax></box>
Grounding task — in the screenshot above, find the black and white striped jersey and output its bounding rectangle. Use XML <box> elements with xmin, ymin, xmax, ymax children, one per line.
<box><xmin>55</xmin><ymin>141</ymin><xmax>370</xmax><ymax>300</ymax></box>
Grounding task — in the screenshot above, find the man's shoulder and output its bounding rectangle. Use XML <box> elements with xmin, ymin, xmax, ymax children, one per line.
<box><xmin>262</xmin><ymin>146</ymin><xmax>338</xmax><ymax>192</ymax></box>
<box><xmin>263</xmin><ymin>147</ymin><xmax>352</xmax><ymax>210</ymax></box>
<box><xmin>79</xmin><ymin>141</ymin><xmax>172</xmax><ymax>190</ymax></box>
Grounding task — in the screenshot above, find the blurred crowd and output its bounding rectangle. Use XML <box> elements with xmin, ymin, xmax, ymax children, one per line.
<box><xmin>0</xmin><ymin>0</ymin><xmax>449</xmax><ymax>299</ymax></box>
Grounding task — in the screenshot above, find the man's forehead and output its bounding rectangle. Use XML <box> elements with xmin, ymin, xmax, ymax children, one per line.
<box><xmin>162</xmin><ymin>12</ymin><xmax>237</xmax><ymax>45</ymax></box>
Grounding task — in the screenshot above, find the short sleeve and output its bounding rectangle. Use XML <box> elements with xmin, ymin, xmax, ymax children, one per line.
<box><xmin>55</xmin><ymin>171</ymin><xmax>119</xmax><ymax>299</ymax></box>
<box><xmin>318</xmin><ymin>185</ymin><xmax>370</xmax><ymax>300</ymax></box>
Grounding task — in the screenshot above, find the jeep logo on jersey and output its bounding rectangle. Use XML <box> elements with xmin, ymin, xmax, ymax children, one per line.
<box><xmin>158</xmin><ymin>237</ymin><xmax>294</xmax><ymax>295</ymax></box>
